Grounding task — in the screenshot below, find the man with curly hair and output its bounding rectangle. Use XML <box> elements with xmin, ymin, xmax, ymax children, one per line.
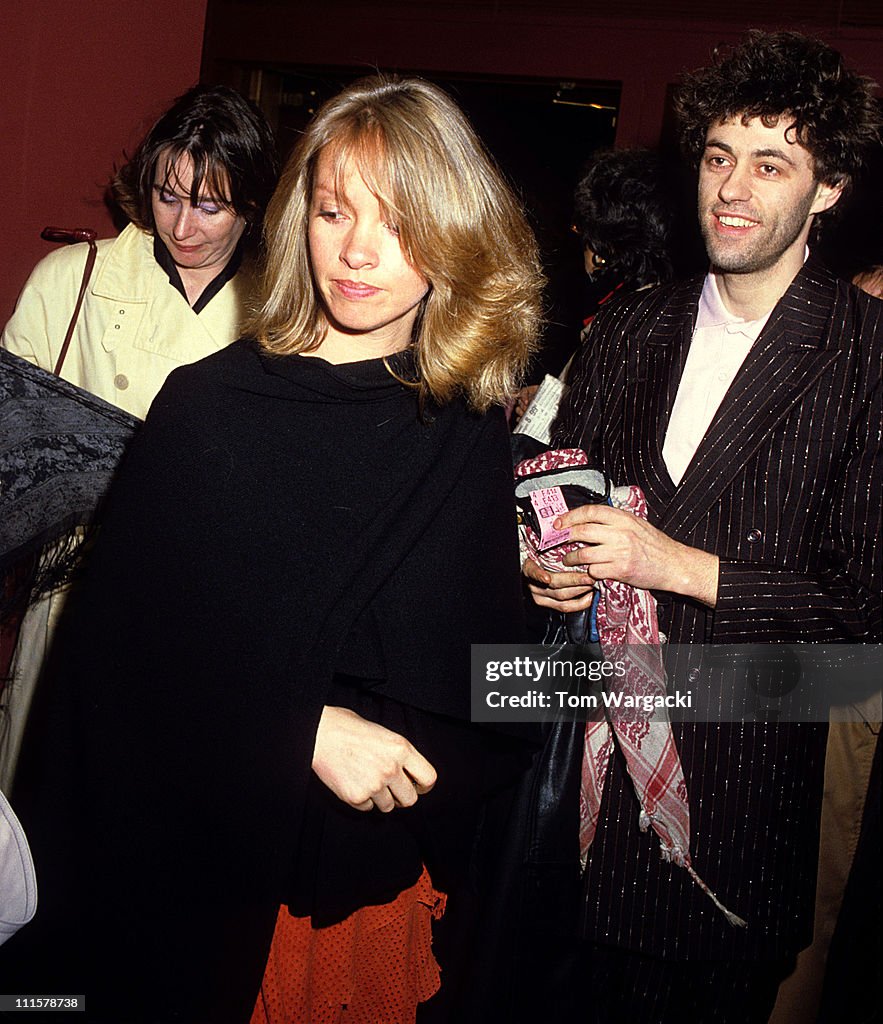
<box><xmin>524</xmin><ymin>31</ymin><xmax>882</xmax><ymax>1022</ymax></box>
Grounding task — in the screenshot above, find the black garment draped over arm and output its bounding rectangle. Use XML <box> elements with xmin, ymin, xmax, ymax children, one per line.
<box><xmin>5</xmin><ymin>340</ymin><xmax>530</xmax><ymax>1023</ymax></box>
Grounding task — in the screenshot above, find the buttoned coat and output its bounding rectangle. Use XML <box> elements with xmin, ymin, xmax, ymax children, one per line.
<box><xmin>555</xmin><ymin>259</ymin><xmax>882</xmax><ymax>960</ymax></box>
<box><xmin>2</xmin><ymin>223</ymin><xmax>253</xmax><ymax>419</ymax></box>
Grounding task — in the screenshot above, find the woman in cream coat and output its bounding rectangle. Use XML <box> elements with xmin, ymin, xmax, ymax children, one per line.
<box><xmin>0</xmin><ymin>84</ymin><xmax>278</xmax><ymax>786</ymax></box>
<box><xmin>3</xmin><ymin>220</ymin><xmax>256</xmax><ymax>419</ymax></box>
<box><xmin>2</xmin><ymin>84</ymin><xmax>277</xmax><ymax>418</ymax></box>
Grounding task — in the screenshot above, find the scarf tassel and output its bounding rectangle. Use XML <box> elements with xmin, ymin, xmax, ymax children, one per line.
<box><xmin>639</xmin><ymin>810</ymin><xmax>748</xmax><ymax>929</ymax></box>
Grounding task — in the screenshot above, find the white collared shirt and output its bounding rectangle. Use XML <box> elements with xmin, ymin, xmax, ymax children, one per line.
<box><xmin>662</xmin><ymin>271</ymin><xmax>772</xmax><ymax>485</ymax></box>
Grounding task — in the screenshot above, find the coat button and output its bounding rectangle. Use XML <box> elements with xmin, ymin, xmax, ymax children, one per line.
<box><xmin>746</xmin><ymin>528</ymin><xmax>763</xmax><ymax>543</ymax></box>
<box><xmin>114</xmin><ymin>373</ymin><xmax>129</xmax><ymax>390</ymax></box>
<box><xmin>688</xmin><ymin>667</ymin><xmax>701</xmax><ymax>683</ymax></box>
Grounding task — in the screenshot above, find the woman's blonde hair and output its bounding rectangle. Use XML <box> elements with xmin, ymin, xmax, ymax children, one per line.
<box><xmin>248</xmin><ymin>75</ymin><xmax>544</xmax><ymax>412</ymax></box>
<box><xmin>853</xmin><ymin>265</ymin><xmax>883</xmax><ymax>300</ymax></box>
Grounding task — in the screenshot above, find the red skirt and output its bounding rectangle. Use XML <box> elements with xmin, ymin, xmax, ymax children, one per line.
<box><xmin>250</xmin><ymin>867</ymin><xmax>446</xmax><ymax>1024</ymax></box>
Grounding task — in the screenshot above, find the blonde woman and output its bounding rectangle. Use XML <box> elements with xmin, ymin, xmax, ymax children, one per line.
<box><xmin>5</xmin><ymin>76</ymin><xmax>543</xmax><ymax>1023</ymax></box>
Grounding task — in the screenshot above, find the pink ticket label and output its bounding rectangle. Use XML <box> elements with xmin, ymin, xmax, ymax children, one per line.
<box><xmin>529</xmin><ymin>486</ymin><xmax>572</xmax><ymax>550</ymax></box>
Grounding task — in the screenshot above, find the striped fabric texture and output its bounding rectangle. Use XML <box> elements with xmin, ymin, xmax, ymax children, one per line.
<box><xmin>553</xmin><ymin>259</ymin><xmax>882</xmax><ymax>960</ymax></box>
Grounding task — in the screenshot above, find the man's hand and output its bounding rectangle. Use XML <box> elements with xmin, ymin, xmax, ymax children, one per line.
<box><xmin>524</xmin><ymin>504</ymin><xmax>719</xmax><ymax>608</ymax></box>
<box><xmin>312</xmin><ymin>706</ymin><xmax>437</xmax><ymax>813</ymax></box>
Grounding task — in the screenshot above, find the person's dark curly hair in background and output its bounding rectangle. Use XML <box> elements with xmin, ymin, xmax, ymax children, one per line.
<box><xmin>573</xmin><ymin>148</ymin><xmax>676</xmax><ymax>291</ymax></box>
<box><xmin>675</xmin><ymin>31</ymin><xmax>881</xmax><ymax>202</ymax></box>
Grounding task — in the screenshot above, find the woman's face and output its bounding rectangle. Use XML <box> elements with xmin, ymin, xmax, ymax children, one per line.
<box><xmin>151</xmin><ymin>151</ymin><xmax>246</xmax><ymax>276</ymax></box>
<box><xmin>307</xmin><ymin>148</ymin><xmax>429</xmax><ymax>360</ymax></box>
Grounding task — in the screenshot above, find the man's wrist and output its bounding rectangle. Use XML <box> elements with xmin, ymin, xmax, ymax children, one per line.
<box><xmin>668</xmin><ymin>545</ymin><xmax>719</xmax><ymax>607</ymax></box>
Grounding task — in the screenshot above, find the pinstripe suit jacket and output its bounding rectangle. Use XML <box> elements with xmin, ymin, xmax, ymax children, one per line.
<box><xmin>555</xmin><ymin>259</ymin><xmax>882</xmax><ymax>960</ymax></box>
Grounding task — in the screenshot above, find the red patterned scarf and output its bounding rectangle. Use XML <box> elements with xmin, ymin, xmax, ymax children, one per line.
<box><xmin>516</xmin><ymin>449</ymin><xmax>745</xmax><ymax>927</ymax></box>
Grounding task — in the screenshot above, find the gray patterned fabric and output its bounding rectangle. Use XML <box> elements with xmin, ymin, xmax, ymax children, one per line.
<box><xmin>0</xmin><ymin>349</ymin><xmax>138</xmax><ymax>591</ymax></box>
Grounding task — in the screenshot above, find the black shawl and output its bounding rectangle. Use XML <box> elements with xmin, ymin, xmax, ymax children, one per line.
<box><xmin>5</xmin><ymin>340</ymin><xmax>529</xmax><ymax>1023</ymax></box>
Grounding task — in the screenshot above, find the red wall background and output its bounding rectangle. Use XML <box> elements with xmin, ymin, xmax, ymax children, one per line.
<box><xmin>1</xmin><ymin>1</ymin><xmax>208</xmax><ymax>323</ymax></box>
<box><xmin>202</xmin><ymin>4</ymin><xmax>883</xmax><ymax>150</ymax></box>
<box><xmin>3</xmin><ymin>3</ymin><xmax>881</xmax><ymax>324</ymax></box>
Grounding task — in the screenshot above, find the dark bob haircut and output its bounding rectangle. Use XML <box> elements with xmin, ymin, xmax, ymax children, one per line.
<box><xmin>574</xmin><ymin>148</ymin><xmax>675</xmax><ymax>289</ymax></box>
<box><xmin>675</xmin><ymin>31</ymin><xmax>881</xmax><ymax>190</ymax></box>
<box><xmin>110</xmin><ymin>85</ymin><xmax>279</xmax><ymax>232</ymax></box>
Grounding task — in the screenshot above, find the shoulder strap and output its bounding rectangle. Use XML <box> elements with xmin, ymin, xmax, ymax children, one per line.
<box><xmin>40</xmin><ymin>227</ymin><xmax>99</xmax><ymax>377</ymax></box>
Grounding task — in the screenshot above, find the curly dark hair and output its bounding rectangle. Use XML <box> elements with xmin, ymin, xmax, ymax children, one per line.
<box><xmin>110</xmin><ymin>85</ymin><xmax>279</xmax><ymax>233</ymax></box>
<box><xmin>573</xmin><ymin>148</ymin><xmax>675</xmax><ymax>289</ymax></box>
<box><xmin>675</xmin><ymin>31</ymin><xmax>881</xmax><ymax>189</ymax></box>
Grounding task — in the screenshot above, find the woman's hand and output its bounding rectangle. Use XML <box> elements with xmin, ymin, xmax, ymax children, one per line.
<box><xmin>514</xmin><ymin>384</ymin><xmax>540</xmax><ymax>422</ymax></box>
<box><xmin>523</xmin><ymin>557</ymin><xmax>596</xmax><ymax>612</ymax></box>
<box><xmin>312</xmin><ymin>705</ymin><xmax>437</xmax><ymax>812</ymax></box>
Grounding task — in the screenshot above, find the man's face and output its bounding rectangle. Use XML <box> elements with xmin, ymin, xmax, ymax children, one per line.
<box><xmin>698</xmin><ymin>115</ymin><xmax>842</xmax><ymax>276</ymax></box>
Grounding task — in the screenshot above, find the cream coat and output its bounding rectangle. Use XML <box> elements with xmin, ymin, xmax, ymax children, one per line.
<box><xmin>2</xmin><ymin>223</ymin><xmax>253</xmax><ymax>418</ymax></box>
